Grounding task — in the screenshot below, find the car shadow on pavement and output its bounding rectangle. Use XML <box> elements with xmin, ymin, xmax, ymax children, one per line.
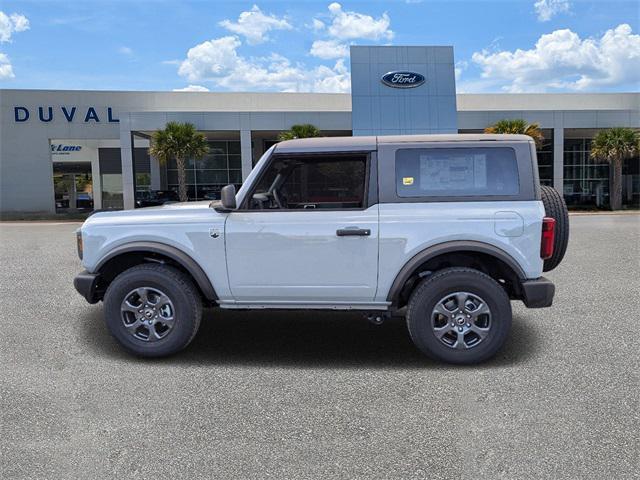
<box><xmin>81</xmin><ymin>308</ymin><xmax>540</xmax><ymax>369</ymax></box>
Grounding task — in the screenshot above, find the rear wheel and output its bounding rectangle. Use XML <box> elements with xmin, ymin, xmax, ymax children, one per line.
<box><xmin>540</xmin><ymin>185</ymin><xmax>569</xmax><ymax>272</ymax></box>
<box><xmin>406</xmin><ymin>268</ymin><xmax>511</xmax><ymax>364</ymax></box>
<box><xmin>103</xmin><ymin>264</ymin><xmax>202</xmax><ymax>357</ymax></box>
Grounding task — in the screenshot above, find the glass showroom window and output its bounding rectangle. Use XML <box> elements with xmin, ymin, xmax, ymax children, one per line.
<box><xmin>563</xmin><ymin>137</ymin><xmax>610</xmax><ymax>208</ymax></box>
<box><xmin>537</xmin><ymin>129</ymin><xmax>553</xmax><ymax>186</ymax></box>
<box><xmin>134</xmin><ymin>148</ymin><xmax>151</xmax><ymax>193</ymax></box>
<box><xmin>622</xmin><ymin>153</ymin><xmax>640</xmax><ymax>208</ymax></box>
<box><xmin>166</xmin><ymin>140</ymin><xmax>242</xmax><ymax>200</ymax></box>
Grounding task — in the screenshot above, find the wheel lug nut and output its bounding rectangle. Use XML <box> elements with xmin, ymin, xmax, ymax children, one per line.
<box><xmin>458</xmin><ymin>327</ymin><xmax>463</xmax><ymax>332</ymax></box>
<box><xmin>466</xmin><ymin>323</ymin><xmax>470</xmax><ymax>327</ymax></box>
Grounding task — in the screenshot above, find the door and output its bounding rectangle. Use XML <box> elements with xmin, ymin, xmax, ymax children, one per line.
<box><xmin>52</xmin><ymin>162</ymin><xmax>93</xmax><ymax>213</ymax></box>
<box><xmin>225</xmin><ymin>153</ymin><xmax>379</xmax><ymax>303</ymax></box>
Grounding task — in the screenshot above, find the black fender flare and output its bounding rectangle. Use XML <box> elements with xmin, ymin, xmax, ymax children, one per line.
<box><xmin>95</xmin><ymin>241</ymin><xmax>218</xmax><ymax>301</ymax></box>
<box><xmin>386</xmin><ymin>240</ymin><xmax>527</xmax><ymax>304</ymax></box>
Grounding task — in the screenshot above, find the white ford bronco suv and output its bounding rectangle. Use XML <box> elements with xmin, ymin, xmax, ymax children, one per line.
<box><xmin>74</xmin><ymin>134</ymin><xmax>568</xmax><ymax>364</ymax></box>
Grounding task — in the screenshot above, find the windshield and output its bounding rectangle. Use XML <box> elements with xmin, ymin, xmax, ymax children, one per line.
<box><xmin>234</xmin><ymin>144</ymin><xmax>276</xmax><ymax>207</ymax></box>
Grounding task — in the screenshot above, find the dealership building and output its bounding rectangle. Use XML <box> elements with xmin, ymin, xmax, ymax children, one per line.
<box><xmin>1</xmin><ymin>46</ymin><xmax>638</xmax><ymax>214</ymax></box>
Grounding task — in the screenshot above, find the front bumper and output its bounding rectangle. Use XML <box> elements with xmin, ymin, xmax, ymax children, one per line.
<box><xmin>521</xmin><ymin>277</ymin><xmax>555</xmax><ymax>308</ymax></box>
<box><xmin>74</xmin><ymin>271</ymin><xmax>101</xmax><ymax>304</ymax></box>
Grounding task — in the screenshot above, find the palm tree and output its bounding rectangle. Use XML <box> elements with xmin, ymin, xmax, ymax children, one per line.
<box><xmin>149</xmin><ymin>122</ymin><xmax>209</xmax><ymax>202</ymax></box>
<box><xmin>590</xmin><ymin>127</ymin><xmax>640</xmax><ymax>210</ymax></box>
<box><xmin>485</xmin><ymin>119</ymin><xmax>544</xmax><ymax>149</ymax></box>
<box><xmin>278</xmin><ymin>124</ymin><xmax>322</xmax><ymax>141</ymax></box>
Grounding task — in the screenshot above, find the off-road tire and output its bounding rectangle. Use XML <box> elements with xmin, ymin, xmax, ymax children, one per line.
<box><xmin>540</xmin><ymin>185</ymin><xmax>569</xmax><ymax>272</ymax></box>
<box><xmin>406</xmin><ymin>267</ymin><xmax>512</xmax><ymax>364</ymax></box>
<box><xmin>103</xmin><ymin>264</ymin><xmax>202</xmax><ymax>357</ymax></box>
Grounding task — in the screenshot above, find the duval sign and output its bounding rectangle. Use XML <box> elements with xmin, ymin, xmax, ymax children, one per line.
<box><xmin>13</xmin><ymin>106</ymin><xmax>119</xmax><ymax>123</ymax></box>
<box><xmin>381</xmin><ymin>71</ymin><xmax>426</xmax><ymax>88</ymax></box>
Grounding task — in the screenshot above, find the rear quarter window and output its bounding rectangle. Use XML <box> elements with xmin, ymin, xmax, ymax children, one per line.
<box><xmin>395</xmin><ymin>147</ymin><xmax>520</xmax><ymax>198</ymax></box>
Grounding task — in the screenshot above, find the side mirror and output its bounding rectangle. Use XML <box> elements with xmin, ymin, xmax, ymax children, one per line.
<box><xmin>220</xmin><ymin>184</ymin><xmax>237</xmax><ymax>210</ymax></box>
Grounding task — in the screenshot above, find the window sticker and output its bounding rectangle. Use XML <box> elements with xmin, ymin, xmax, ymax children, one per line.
<box><xmin>395</xmin><ymin>147</ymin><xmax>519</xmax><ymax>197</ymax></box>
<box><xmin>419</xmin><ymin>154</ymin><xmax>488</xmax><ymax>191</ymax></box>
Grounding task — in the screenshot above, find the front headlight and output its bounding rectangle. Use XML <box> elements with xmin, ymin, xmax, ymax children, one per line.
<box><xmin>76</xmin><ymin>230</ymin><xmax>83</xmax><ymax>260</ymax></box>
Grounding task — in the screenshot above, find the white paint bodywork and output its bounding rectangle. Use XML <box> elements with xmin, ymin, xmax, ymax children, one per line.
<box><xmin>79</xmin><ymin>137</ymin><xmax>546</xmax><ymax>310</ymax></box>
<box><xmin>224</xmin><ymin>206</ymin><xmax>379</xmax><ymax>303</ymax></box>
<box><xmin>375</xmin><ymin>201</ymin><xmax>544</xmax><ymax>303</ymax></box>
<box><xmin>81</xmin><ymin>201</ymin><xmax>232</xmax><ymax>299</ymax></box>
<box><xmin>80</xmin><ymin>198</ymin><xmax>544</xmax><ymax>309</ymax></box>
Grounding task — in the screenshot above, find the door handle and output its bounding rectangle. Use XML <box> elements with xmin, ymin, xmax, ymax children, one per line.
<box><xmin>336</xmin><ymin>227</ymin><xmax>371</xmax><ymax>236</ymax></box>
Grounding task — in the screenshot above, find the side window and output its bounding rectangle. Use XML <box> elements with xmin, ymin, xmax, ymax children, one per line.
<box><xmin>248</xmin><ymin>155</ymin><xmax>367</xmax><ymax>210</ymax></box>
<box><xmin>395</xmin><ymin>147</ymin><xmax>520</xmax><ymax>198</ymax></box>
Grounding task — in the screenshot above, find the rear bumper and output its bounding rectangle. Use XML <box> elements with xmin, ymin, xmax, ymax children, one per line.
<box><xmin>521</xmin><ymin>277</ymin><xmax>555</xmax><ymax>308</ymax></box>
<box><xmin>74</xmin><ymin>271</ymin><xmax>101</xmax><ymax>304</ymax></box>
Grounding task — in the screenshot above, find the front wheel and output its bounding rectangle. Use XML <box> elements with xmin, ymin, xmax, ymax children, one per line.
<box><xmin>103</xmin><ymin>264</ymin><xmax>202</xmax><ymax>357</ymax></box>
<box><xmin>406</xmin><ymin>268</ymin><xmax>512</xmax><ymax>364</ymax></box>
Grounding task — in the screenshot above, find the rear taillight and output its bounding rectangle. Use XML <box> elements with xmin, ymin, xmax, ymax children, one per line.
<box><xmin>540</xmin><ymin>217</ymin><xmax>555</xmax><ymax>259</ymax></box>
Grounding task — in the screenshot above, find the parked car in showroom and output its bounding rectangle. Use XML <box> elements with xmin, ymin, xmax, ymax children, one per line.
<box><xmin>135</xmin><ymin>190</ymin><xmax>179</xmax><ymax>208</ymax></box>
<box><xmin>74</xmin><ymin>134</ymin><xmax>568</xmax><ymax>364</ymax></box>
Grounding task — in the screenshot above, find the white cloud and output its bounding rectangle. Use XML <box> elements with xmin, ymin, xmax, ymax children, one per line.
<box><xmin>219</xmin><ymin>5</ymin><xmax>292</xmax><ymax>45</ymax></box>
<box><xmin>178</xmin><ymin>36</ymin><xmax>243</xmax><ymax>82</ymax></box>
<box><xmin>308</xmin><ymin>3</ymin><xmax>393</xmax><ymax>60</ymax></box>
<box><xmin>310</xmin><ymin>39</ymin><xmax>349</xmax><ymax>59</ymax></box>
<box><xmin>118</xmin><ymin>46</ymin><xmax>133</xmax><ymax>55</ymax></box>
<box><xmin>454</xmin><ymin>60</ymin><xmax>468</xmax><ymax>81</ymax></box>
<box><xmin>0</xmin><ymin>52</ymin><xmax>14</xmax><ymax>79</ymax></box>
<box><xmin>311</xmin><ymin>58</ymin><xmax>350</xmax><ymax>93</ymax></box>
<box><xmin>177</xmin><ymin>35</ymin><xmax>350</xmax><ymax>93</ymax></box>
<box><xmin>0</xmin><ymin>11</ymin><xmax>29</xmax><ymax>43</ymax></box>
<box><xmin>323</xmin><ymin>2</ymin><xmax>393</xmax><ymax>41</ymax></box>
<box><xmin>177</xmin><ymin>3</ymin><xmax>397</xmax><ymax>93</ymax></box>
<box><xmin>534</xmin><ymin>0</ymin><xmax>570</xmax><ymax>22</ymax></box>
<box><xmin>471</xmin><ymin>24</ymin><xmax>640</xmax><ymax>92</ymax></box>
<box><xmin>173</xmin><ymin>85</ymin><xmax>210</xmax><ymax>92</ymax></box>
<box><xmin>0</xmin><ymin>12</ymin><xmax>28</xmax><ymax>79</ymax></box>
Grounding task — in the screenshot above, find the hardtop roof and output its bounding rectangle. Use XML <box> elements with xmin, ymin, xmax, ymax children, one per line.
<box><xmin>274</xmin><ymin>134</ymin><xmax>533</xmax><ymax>153</ymax></box>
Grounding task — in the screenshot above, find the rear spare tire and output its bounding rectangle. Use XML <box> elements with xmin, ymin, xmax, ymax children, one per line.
<box><xmin>540</xmin><ymin>185</ymin><xmax>569</xmax><ymax>272</ymax></box>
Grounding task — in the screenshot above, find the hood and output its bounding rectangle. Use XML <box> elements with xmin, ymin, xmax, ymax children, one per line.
<box><xmin>142</xmin><ymin>200</ymin><xmax>216</xmax><ymax>211</ymax></box>
<box><xmin>82</xmin><ymin>200</ymin><xmax>223</xmax><ymax>227</ymax></box>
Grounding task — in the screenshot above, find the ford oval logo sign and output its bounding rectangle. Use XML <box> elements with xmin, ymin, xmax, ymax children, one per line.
<box><xmin>381</xmin><ymin>71</ymin><xmax>425</xmax><ymax>88</ymax></box>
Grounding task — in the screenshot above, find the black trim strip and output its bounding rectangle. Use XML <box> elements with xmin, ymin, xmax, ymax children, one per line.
<box><xmin>95</xmin><ymin>242</ymin><xmax>218</xmax><ymax>301</ymax></box>
<box><xmin>386</xmin><ymin>240</ymin><xmax>527</xmax><ymax>303</ymax></box>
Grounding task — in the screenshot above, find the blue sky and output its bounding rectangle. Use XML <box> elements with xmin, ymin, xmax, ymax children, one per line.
<box><xmin>0</xmin><ymin>0</ymin><xmax>638</xmax><ymax>93</ymax></box>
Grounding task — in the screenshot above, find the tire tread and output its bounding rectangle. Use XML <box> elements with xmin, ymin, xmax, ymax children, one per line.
<box><xmin>540</xmin><ymin>185</ymin><xmax>569</xmax><ymax>272</ymax></box>
<box><xmin>406</xmin><ymin>267</ymin><xmax>511</xmax><ymax>364</ymax></box>
<box><xmin>104</xmin><ymin>263</ymin><xmax>202</xmax><ymax>357</ymax></box>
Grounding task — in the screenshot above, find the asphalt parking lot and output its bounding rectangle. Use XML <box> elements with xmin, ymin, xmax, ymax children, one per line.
<box><xmin>1</xmin><ymin>214</ymin><xmax>638</xmax><ymax>479</ymax></box>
